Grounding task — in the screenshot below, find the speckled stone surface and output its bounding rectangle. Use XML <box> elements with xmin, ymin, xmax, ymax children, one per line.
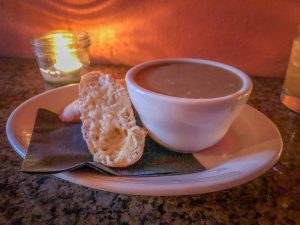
<box><xmin>0</xmin><ymin>57</ymin><xmax>299</xmax><ymax>225</ymax></box>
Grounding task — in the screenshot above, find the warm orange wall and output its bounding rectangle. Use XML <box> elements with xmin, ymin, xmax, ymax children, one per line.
<box><xmin>0</xmin><ymin>0</ymin><xmax>300</xmax><ymax>77</ymax></box>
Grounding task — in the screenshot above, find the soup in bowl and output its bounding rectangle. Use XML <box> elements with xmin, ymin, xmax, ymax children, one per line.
<box><xmin>126</xmin><ymin>58</ymin><xmax>252</xmax><ymax>152</ymax></box>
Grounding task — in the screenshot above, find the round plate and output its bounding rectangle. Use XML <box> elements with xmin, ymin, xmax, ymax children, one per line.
<box><xmin>6</xmin><ymin>84</ymin><xmax>283</xmax><ymax>196</ymax></box>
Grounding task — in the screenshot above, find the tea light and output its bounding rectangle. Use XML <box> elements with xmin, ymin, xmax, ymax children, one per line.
<box><xmin>32</xmin><ymin>30</ymin><xmax>90</xmax><ymax>84</ymax></box>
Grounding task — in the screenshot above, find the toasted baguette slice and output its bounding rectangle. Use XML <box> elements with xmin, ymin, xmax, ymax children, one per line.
<box><xmin>59</xmin><ymin>99</ymin><xmax>81</xmax><ymax>123</ymax></box>
<box><xmin>79</xmin><ymin>72</ymin><xmax>147</xmax><ymax>167</ymax></box>
<box><xmin>59</xmin><ymin>79</ymin><xmax>126</xmax><ymax>123</ymax></box>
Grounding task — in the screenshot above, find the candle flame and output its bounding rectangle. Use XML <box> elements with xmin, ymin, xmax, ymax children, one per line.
<box><xmin>51</xmin><ymin>33</ymin><xmax>82</xmax><ymax>72</ymax></box>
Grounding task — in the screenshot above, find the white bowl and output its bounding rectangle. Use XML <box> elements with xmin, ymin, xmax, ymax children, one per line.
<box><xmin>126</xmin><ymin>58</ymin><xmax>253</xmax><ymax>153</ymax></box>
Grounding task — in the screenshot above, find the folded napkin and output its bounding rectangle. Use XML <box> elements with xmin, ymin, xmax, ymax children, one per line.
<box><xmin>22</xmin><ymin>109</ymin><xmax>206</xmax><ymax>176</ymax></box>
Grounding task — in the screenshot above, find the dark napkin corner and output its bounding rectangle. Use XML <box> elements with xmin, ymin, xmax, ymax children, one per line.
<box><xmin>21</xmin><ymin>109</ymin><xmax>206</xmax><ymax>176</ymax></box>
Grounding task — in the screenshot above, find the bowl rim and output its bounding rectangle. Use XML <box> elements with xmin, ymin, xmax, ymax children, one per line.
<box><xmin>125</xmin><ymin>58</ymin><xmax>253</xmax><ymax>104</ymax></box>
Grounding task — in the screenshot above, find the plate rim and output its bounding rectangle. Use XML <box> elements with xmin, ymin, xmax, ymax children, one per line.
<box><xmin>6</xmin><ymin>84</ymin><xmax>283</xmax><ymax>196</ymax></box>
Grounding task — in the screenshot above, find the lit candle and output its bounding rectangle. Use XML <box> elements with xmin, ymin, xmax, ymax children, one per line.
<box><xmin>52</xmin><ymin>33</ymin><xmax>82</xmax><ymax>73</ymax></box>
<box><xmin>32</xmin><ymin>30</ymin><xmax>90</xmax><ymax>84</ymax></box>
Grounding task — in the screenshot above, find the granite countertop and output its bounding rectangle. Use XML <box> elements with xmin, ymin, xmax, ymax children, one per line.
<box><xmin>0</xmin><ymin>57</ymin><xmax>299</xmax><ymax>225</ymax></box>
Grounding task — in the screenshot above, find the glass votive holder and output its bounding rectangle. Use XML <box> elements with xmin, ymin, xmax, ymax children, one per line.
<box><xmin>32</xmin><ymin>30</ymin><xmax>91</xmax><ymax>84</ymax></box>
<box><xmin>281</xmin><ymin>26</ymin><xmax>300</xmax><ymax>113</ymax></box>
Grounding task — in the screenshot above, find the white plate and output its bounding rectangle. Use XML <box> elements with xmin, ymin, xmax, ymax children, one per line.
<box><xmin>6</xmin><ymin>84</ymin><xmax>283</xmax><ymax>196</ymax></box>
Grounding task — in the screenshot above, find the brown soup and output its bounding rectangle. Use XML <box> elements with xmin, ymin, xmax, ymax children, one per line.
<box><xmin>134</xmin><ymin>62</ymin><xmax>243</xmax><ymax>99</ymax></box>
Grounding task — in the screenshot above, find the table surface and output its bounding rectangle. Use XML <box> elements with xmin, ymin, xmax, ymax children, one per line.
<box><xmin>0</xmin><ymin>57</ymin><xmax>299</xmax><ymax>225</ymax></box>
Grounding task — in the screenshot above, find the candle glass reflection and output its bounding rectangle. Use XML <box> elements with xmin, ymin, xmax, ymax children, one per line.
<box><xmin>32</xmin><ymin>30</ymin><xmax>90</xmax><ymax>84</ymax></box>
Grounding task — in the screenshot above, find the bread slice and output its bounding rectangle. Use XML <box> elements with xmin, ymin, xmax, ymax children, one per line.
<box><xmin>59</xmin><ymin>99</ymin><xmax>81</xmax><ymax>123</ymax></box>
<box><xmin>59</xmin><ymin>79</ymin><xmax>126</xmax><ymax>123</ymax></box>
<box><xmin>79</xmin><ymin>72</ymin><xmax>147</xmax><ymax>167</ymax></box>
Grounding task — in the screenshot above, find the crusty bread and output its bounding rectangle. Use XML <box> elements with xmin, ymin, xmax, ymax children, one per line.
<box><xmin>79</xmin><ymin>72</ymin><xmax>147</xmax><ymax>167</ymax></box>
<box><xmin>59</xmin><ymin>99</ymin><xmax>81</xmax><ymax>123</ymax></box>
<box><xmin>60</xmin><ymin>79</ymin><xmax>126</xmax><ymax>123</ymax></box>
